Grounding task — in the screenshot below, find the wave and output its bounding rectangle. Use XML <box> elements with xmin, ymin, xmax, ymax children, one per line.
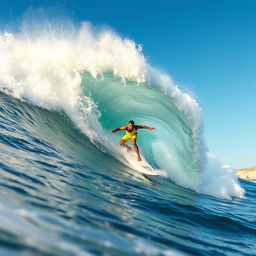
<box><xmin>0</xmin><ymin>19</ymin><xmax>244</xmax><ymax>199</ymax></box>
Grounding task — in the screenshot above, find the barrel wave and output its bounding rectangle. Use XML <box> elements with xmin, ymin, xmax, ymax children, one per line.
<box><xmin>0</xmin><ymin>21</ymin><xmax>243</xmax><ymax>199</ymax></box>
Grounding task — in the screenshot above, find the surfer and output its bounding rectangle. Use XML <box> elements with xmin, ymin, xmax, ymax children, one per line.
<box><xmin>110</xmin><ymin>120</ymin><xmax>155</xmax><ymax>161</ymax></box>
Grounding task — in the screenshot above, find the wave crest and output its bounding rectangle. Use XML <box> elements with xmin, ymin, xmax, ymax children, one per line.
<box><xmin>0</xmin><ymin>20</ymin><xmax>244</xmax><ymax>199</ymax></box>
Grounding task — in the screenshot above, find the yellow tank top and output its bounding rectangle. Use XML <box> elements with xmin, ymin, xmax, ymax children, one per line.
<box><xmin>125</xmin><ymin>128</ymin><xmax>137</xmax><ymax>136</ymax></box>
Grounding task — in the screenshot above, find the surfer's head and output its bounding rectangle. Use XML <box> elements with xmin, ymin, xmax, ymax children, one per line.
<box><xmin>128</xmin><ymin>120</ymin><xmax>135</xmax><ymax>129</ymax></box>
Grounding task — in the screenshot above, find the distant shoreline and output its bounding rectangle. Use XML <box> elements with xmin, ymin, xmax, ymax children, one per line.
<box><xmin>236</xmin><ymin>167</ymin><xmax>256</xmax><ymax>180</ymax></box>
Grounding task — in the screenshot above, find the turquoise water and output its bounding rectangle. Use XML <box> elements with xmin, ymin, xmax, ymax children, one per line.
<box><xmin>0</xmin><ymin>92</ymin><xmax>255</xmax><ymax>256</ymax></box>
<box><xmin>0</xmin><ymin>23</ymin><xmax>252</xmax><ymax>255</ymax></box>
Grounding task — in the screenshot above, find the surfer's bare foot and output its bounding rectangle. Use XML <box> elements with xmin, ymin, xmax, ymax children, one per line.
<box><xmin>127</xmin><ymin>146</ymin><xmax>132</xmax><ymax>152</ymax></box>
<box><xmin>137</xmin><ymin>157</ymin><xmax>142</xmax><ymax>161</ymax></box>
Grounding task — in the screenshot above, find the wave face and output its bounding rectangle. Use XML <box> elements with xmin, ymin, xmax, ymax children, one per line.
<box><xmin>0</xmin><ymin>21</ymin><xmax>243</xmax><ymax>199</ymax></box>
<box><xmin>0</xmin><ymin>91</ymin><xmax>254</xmax><ymax>256</ymax></box>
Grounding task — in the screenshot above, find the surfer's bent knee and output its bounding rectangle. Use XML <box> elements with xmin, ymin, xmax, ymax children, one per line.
<box><xmin>119</xmin><ymin>139</ymin><xmax>126</xmax><ymax>145</ymax></box>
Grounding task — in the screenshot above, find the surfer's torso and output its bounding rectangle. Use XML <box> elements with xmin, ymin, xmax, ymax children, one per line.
<box><xmin>125</xmin><ymin>127</ymin><xmax>137</xmax><ymax>135</ymax></box>
<box><xmin>121</xmin><ymin>127</ymin><xmax>137</xmax><ymax>141</ymax></box>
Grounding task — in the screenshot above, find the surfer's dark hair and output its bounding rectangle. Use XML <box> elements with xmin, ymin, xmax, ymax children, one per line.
<box><xmin>128</xmin><ymin>120</ymin><xmax>134</xmax><ymax>124</ymax></box>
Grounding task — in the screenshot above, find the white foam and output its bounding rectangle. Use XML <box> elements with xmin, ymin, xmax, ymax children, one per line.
<box><xmin>0</xmin><ymin>20</ymin><xmax>244</xmax><ymax>199</ymax></box>
<box><xmin>198</xmin><ymin>154</ymin><xmax>245</xmax><ymax>199</ymax></box>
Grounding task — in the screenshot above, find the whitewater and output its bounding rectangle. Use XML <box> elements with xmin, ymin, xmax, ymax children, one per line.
<box><xmin>0</xmin><ymin>20</ymin><xmax>254</xmax><ymax>256</ymax></box>
<box><xmin>0</xmin><ymin>22</ymin><xmax>243</xmax><ymax>199</ymax></box>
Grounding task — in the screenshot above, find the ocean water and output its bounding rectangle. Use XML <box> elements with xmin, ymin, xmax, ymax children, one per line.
<box><xmin>0</xmin><ymin>21</ymin><xmax>255</xmax><ymax>256</ymax></box>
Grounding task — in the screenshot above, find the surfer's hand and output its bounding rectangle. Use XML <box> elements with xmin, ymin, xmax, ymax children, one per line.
<box><xmin>110</xmin><ymin>130</ymin><xmax>114</xmax><ymax>134</ymax></box>
<box><xmin>149</xmin><ymin>127</ymin><xmax>155</xmax><ymax>131</ymax></box>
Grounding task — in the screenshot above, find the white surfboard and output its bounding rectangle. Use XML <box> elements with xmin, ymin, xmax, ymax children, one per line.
<box><xmin>134</xmin><ymin>164</ymin><xmax>160</xmax><ymax>176</ymax></box>
<box><xmin>119</xmin><ymin>146</ymin><xmax>167</xmax><ymax>177</ymax></box>
<box><xmin>124</xmin><ymin>151</ymin><xmax>161</xmax><ymax>176</ymax></box>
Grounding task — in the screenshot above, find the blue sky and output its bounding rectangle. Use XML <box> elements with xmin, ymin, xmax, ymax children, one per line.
<box><xmin>1</xmin><ymin>0</ymin><xmax>255</xmax><ymax>169</ymax></box>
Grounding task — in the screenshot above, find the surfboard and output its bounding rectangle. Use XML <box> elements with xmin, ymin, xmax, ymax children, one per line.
<box><xmin>127</xmin><ymin>157</ymin><xmax>160</xmax><ymax>176</ymax></box>
<box><xmin>122</xmin><ymin>148</ymin><xmax>162</xmax><ymax>176</ymax></box>
<box><xmin>139</xmin><ymin>166</ymin><xmax>160</xmax><ymax>176</ymax></box>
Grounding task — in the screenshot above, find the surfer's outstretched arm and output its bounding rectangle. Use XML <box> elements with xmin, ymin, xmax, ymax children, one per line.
<box><xmin>135</xmin><ymin>125</ymin><xmax>155</xmax><ymax>131</ymax></box>
<box><xmin>110</xmin><ymin>125</ymin><xmax>127</xmax><ymax>133</ymax></box>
